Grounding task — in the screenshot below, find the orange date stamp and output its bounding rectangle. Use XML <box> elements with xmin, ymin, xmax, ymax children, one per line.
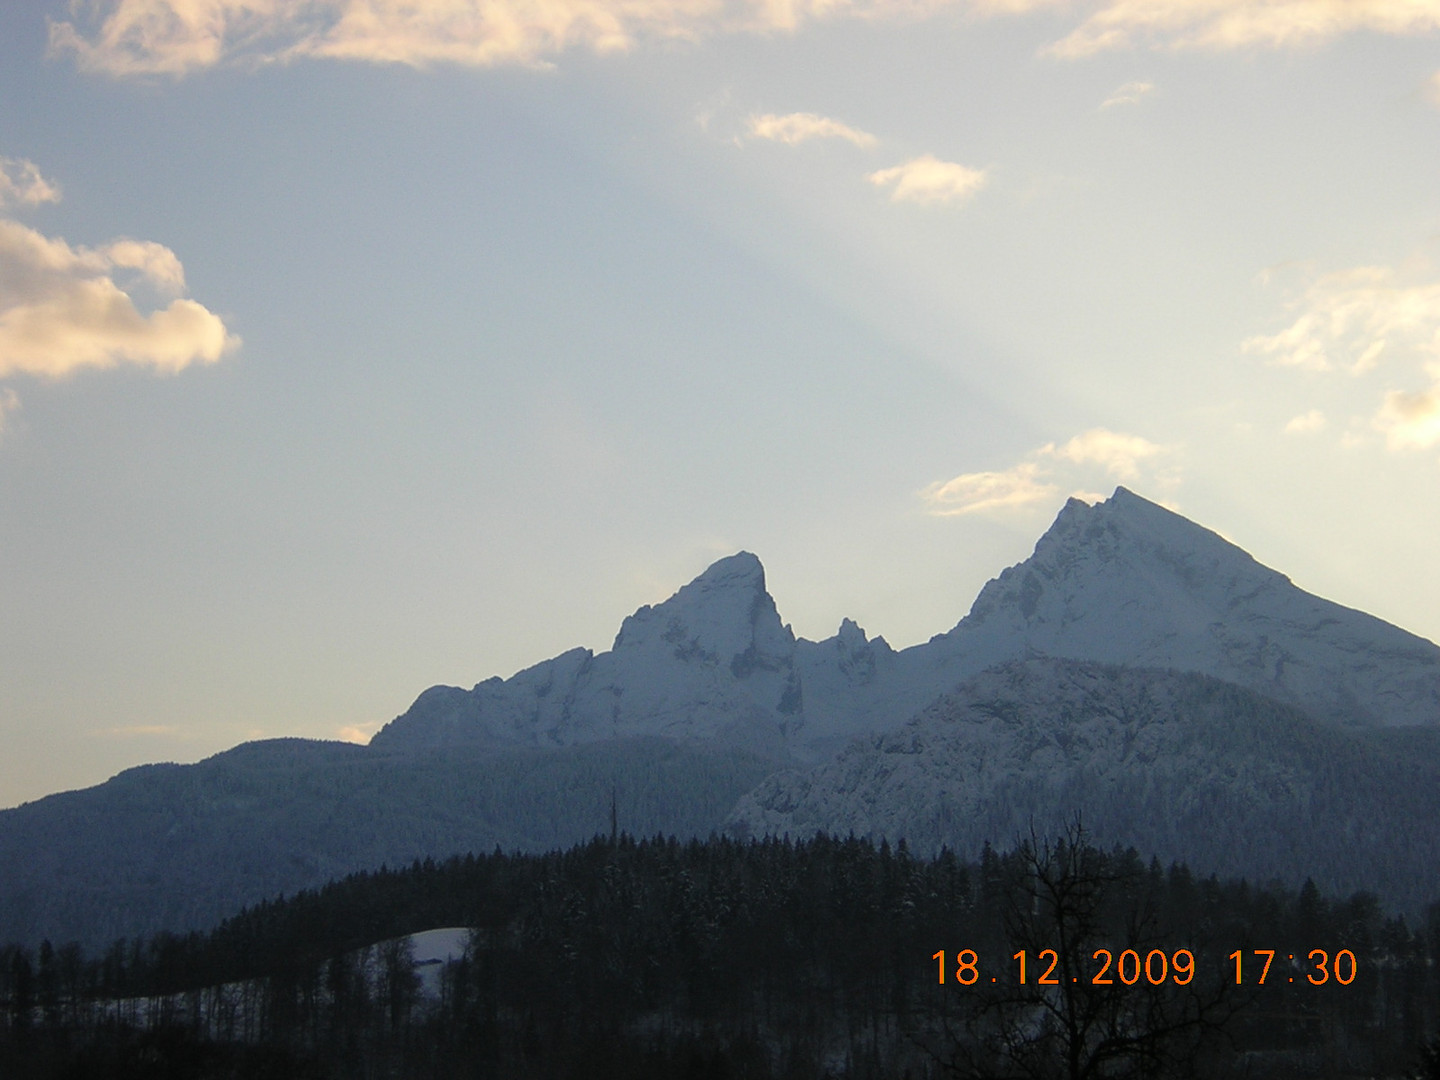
<box><xmin>932</xmin><ymin>948</ymin><xmax>1358</xmax><ymax>987</ymax></box>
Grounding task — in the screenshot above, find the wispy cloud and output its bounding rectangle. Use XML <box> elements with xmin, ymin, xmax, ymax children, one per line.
<box><xmin>1249</xmin><ymin>260</ymin><xmax>1440</xmax><ymax>453</ymax></box>
<box><xmin>49</xmin><ymin>0</ymin><xmax>1440</xmax><ymax>76</ymax></box>
<box><xmin>1375</xmin><ymin>380</ymin><xmax>1440</xmax><ymax>450</ymax></box>
<box><xmin>0</xmin><ymin>158</ymin><xmax>61</xmax><ymax>210</ymax></box>
<box><xmin>337</xmin><ymin>722</ymin><xmax>381</xmax><ymax>744</ymax></box>
<box><xmin>1243</xmin><ymin>265</ymin><xmax>1440</xmax><ymax>374</ymax></box>
<box><xmin>868</xmin><ymin>155</ymin><xmax>986</xmax><ymax>206</ymax></box>
<box><xmin>46</xmin><ymin>0</ymin><xmax>1061</xmax><ymax>77</ymax></box>
<box><xmin>746</xmin><ymin>112</ymin><xmax>877</xmax><ymax>148</ymax></box>
<box><xmin>1048</xmin><ymin>0</ymin><xmax>1440</xmax><ymax>58</ymax></box>
<box><xmin>1283</xmin><ymin>409</ymin><xmax>1326</xmax><ymax>435</ymax></box>
<box><xmin>48</xmin><ymin>0</ymin><xmax>962</xmax><ymax>75</ymax></box>
<box><xmin>1045</xmin><ymin>428</ymin><xmax>1166</xmax><ymax>481</ymax></box>
<box><xmin>1100</xmin><ymin>79</ymin><xmax>1153</xmax><ymax>108</ymax></box>
<box><xmin>922</xmin><ymin>427</ymin><xmax>1174</xmax><ymax>516</ymax></box>
<box><xmin>922</xmin><ymin>461</ymin><xmax>1056</xmax><ymax>515</ymax></box>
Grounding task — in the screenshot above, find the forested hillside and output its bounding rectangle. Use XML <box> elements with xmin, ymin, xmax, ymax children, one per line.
<box><xmin>0</xmin><ymin>737</ymin><xmax>778</xmax><ymax>950</ymax></box>
<box><xmin>2</xmin><ymin>831</ymin><xmax>1438</xmax><ymax>1079</ymax></box>
<box><xmin>732</xmin><ymin>659</ymin><xmax>1440</xmax><ymax>916</ymax></box>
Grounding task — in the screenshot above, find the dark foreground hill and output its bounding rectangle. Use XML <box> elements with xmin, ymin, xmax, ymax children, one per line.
<box><xmin>0</xmin><ymin>737</ymin><xmax>776</xmax><ymax>950</ymax></box>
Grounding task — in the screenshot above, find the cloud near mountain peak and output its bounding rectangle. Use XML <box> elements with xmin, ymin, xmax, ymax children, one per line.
<box><xmin>921</xmin><ymin>428</ymin><xmax>1175</xmax><ymax>517</ymax></box>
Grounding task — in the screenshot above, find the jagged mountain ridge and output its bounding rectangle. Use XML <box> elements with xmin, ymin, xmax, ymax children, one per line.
<box><xmin>374</xmin><ymin>488</ymin><xmax>1440</xmax><ymax>757</ymax></box>
<box><xmin>372</xmin><ymin>554</ymin><xmax>806</xmax><ymax>756</ymax></box>
<box><xmin>726</xmin><ymin>657</ymin><xmax>1440</xmax><ymax>915</ymax></box>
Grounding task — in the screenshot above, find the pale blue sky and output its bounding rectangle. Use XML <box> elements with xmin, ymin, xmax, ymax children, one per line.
<box><xmin>3</xmin><ymin>0</ymin><xmax>1440</xmax><ymax>807</ymax></box>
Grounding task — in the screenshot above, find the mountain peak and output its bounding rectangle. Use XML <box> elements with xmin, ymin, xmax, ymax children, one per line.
<box><xmin>953</xmin><ymin>486</ymin><xmax>1440</xmax><ymax>725</ymax></box>
<box><xmin>606</xmin><ymin>550</ymin><xmax>795</xmax><ymax>697</ymax></box>
<box><xmin>691</xmin><ymin>550</ymin><xmax>767</xmax><ymax>591</ymax></box>
<box><xmin>1026</xmin><ymin>487</ymin><xmax>1263</xmax><ymax>578</ymax></box>
<box><xmin>969</xmin><ymin>486</ymin><xmax>1282</xmax><ymax>631</ymax></box>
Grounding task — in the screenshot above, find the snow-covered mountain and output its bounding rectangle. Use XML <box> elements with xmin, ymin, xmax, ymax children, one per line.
<box><xmin>371</xmin><ymin>552</ymin><xmax>806</xmax><ymax>755</ymax></box>
<box><xmin>726</xmin><ymin>657</ymin><xmax>1440</xmax><ymax>914</ymax></box>
<box><xmin>7</xmin><ymin>486</ymin><xmax>1440</xmax><ymax>948</ymax></box>
<box><xmin>936</xmin><ymin>488</ymin><xmax>1440</xmax><ymax>727</ymax></box>
<box><xmin>374</xmin><ymin>488</ymin><xmax>1440</xmax><ymax>759</ymax></box>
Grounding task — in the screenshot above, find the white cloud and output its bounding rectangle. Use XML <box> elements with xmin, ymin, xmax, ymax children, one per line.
<box><xmin>0</xmin><ymin>158</ymin><xmax>61</xmax><ymax>210</ymax></box>
<box><xmin>1375</xmin><ymin>383</ymin><xmax>1440</xmax><ymax>450</ymax></box>
<box><xmin>49</xmin><ymin>0</ymin><xmax>987</xmax><ymax>75</ymax></box>
<box><xmin>746</xmin><ymin>112</ymin><xmax>877</xmax><ymax>148</ymax></box>
<box><xmin>1048</xmin><ymin>0</ymin><xmax>1440</xmax><ymax>58</ymax></box>
<box><xmin>923</xmin><ymin>427</ymin><xmax>1174</xmax><ymax>516</ymax></box>
<box><xmin>1243</xmin><ymin>265</ymin><xmax>1440</xmax><ymax>374</ymax></box>
<box><xmin>921</xmin><ymin>461</ymin><xmax>1057</xmax><ymax>516</ymax></box>
<box><xmin>1043</xmin><ymin>427</ymin><xmax>1165</xmax><ymax>481</ymax></box>
<box><xmin>1249</xmin><ymin>260</ymin><xmax>1440</xmax><ymax>453</ymax></box>
<box><xmin>337</xmin><ymin>722</ymin><xmax>382</xmax><ymax>744</ymax></box>
<box><xmin>1099</xmin><ymin>79</ymin><xmax>1153</xmax><ymax>108</ymax></box>
<box><xmin>49</xmin><ymin>0</ymin><xmax>1440</xmax><ymax>75</ymax></box>
<box><xmin>0</xmin><ymin>154</ymin><xmax>237</xmax><ymax>437</ymax></box>
<box><xmin>0</xmin><ymin>219</ymin><xmax>237</xmax><ymax>379</ymax></box>
<box><xmin>1283</xmin><ymin>409</ymin><xmax>1326</xmax><ymax>434</ymax></box>
<box><xmin>868</xmin><ymin>155</ymin><xmax>986</xmax><ymax>206</ymax></box>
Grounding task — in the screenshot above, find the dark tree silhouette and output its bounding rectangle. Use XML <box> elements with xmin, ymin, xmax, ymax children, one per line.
<box><xmin>928</xmin><ymin>821</ymin><xmax>1241</xmax><ymax>1080</ymax></box>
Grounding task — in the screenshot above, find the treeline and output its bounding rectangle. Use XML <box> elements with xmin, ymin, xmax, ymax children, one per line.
<box><xmin>2</xmin><ymin>829</ymin><xmax>1439</xmax><ymax>1078</ymax></box>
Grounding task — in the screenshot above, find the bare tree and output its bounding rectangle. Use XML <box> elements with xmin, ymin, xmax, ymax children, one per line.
<box><xmin>929</xmin><ymin>820</ymin><xmax>1243</xmax><ymax>1080</ymax></box>
<box><xmin>376</xmin><ymin>936</ymin><xmax>420</xmax><ymax>1033</ymax></box>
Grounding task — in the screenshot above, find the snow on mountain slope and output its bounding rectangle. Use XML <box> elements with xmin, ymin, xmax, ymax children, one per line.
<box><xmin>938</xmin><ymin>488</ymin><xmax>1440</xmax><ymax>726</ymax></box>
<box><xmin>372</xmin><ymin>489</ymin><xmax>1440</xmax><ymax>758</ymax></box>
<box><xmin>726</xmin><ymin>658</ymin><xmax>1440</xmax><ymax>915</ymax></box>
<box><xmin>372</xmin><ymin>553</ymin><xmax>804</xmax><ymax>753</ymax></box>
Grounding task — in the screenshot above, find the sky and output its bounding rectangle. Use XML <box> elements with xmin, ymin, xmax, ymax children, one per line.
<box><xmin>2</xmin><ymin>0</ymin><xmax>1439</xmax><ymax>809</ymax></box>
